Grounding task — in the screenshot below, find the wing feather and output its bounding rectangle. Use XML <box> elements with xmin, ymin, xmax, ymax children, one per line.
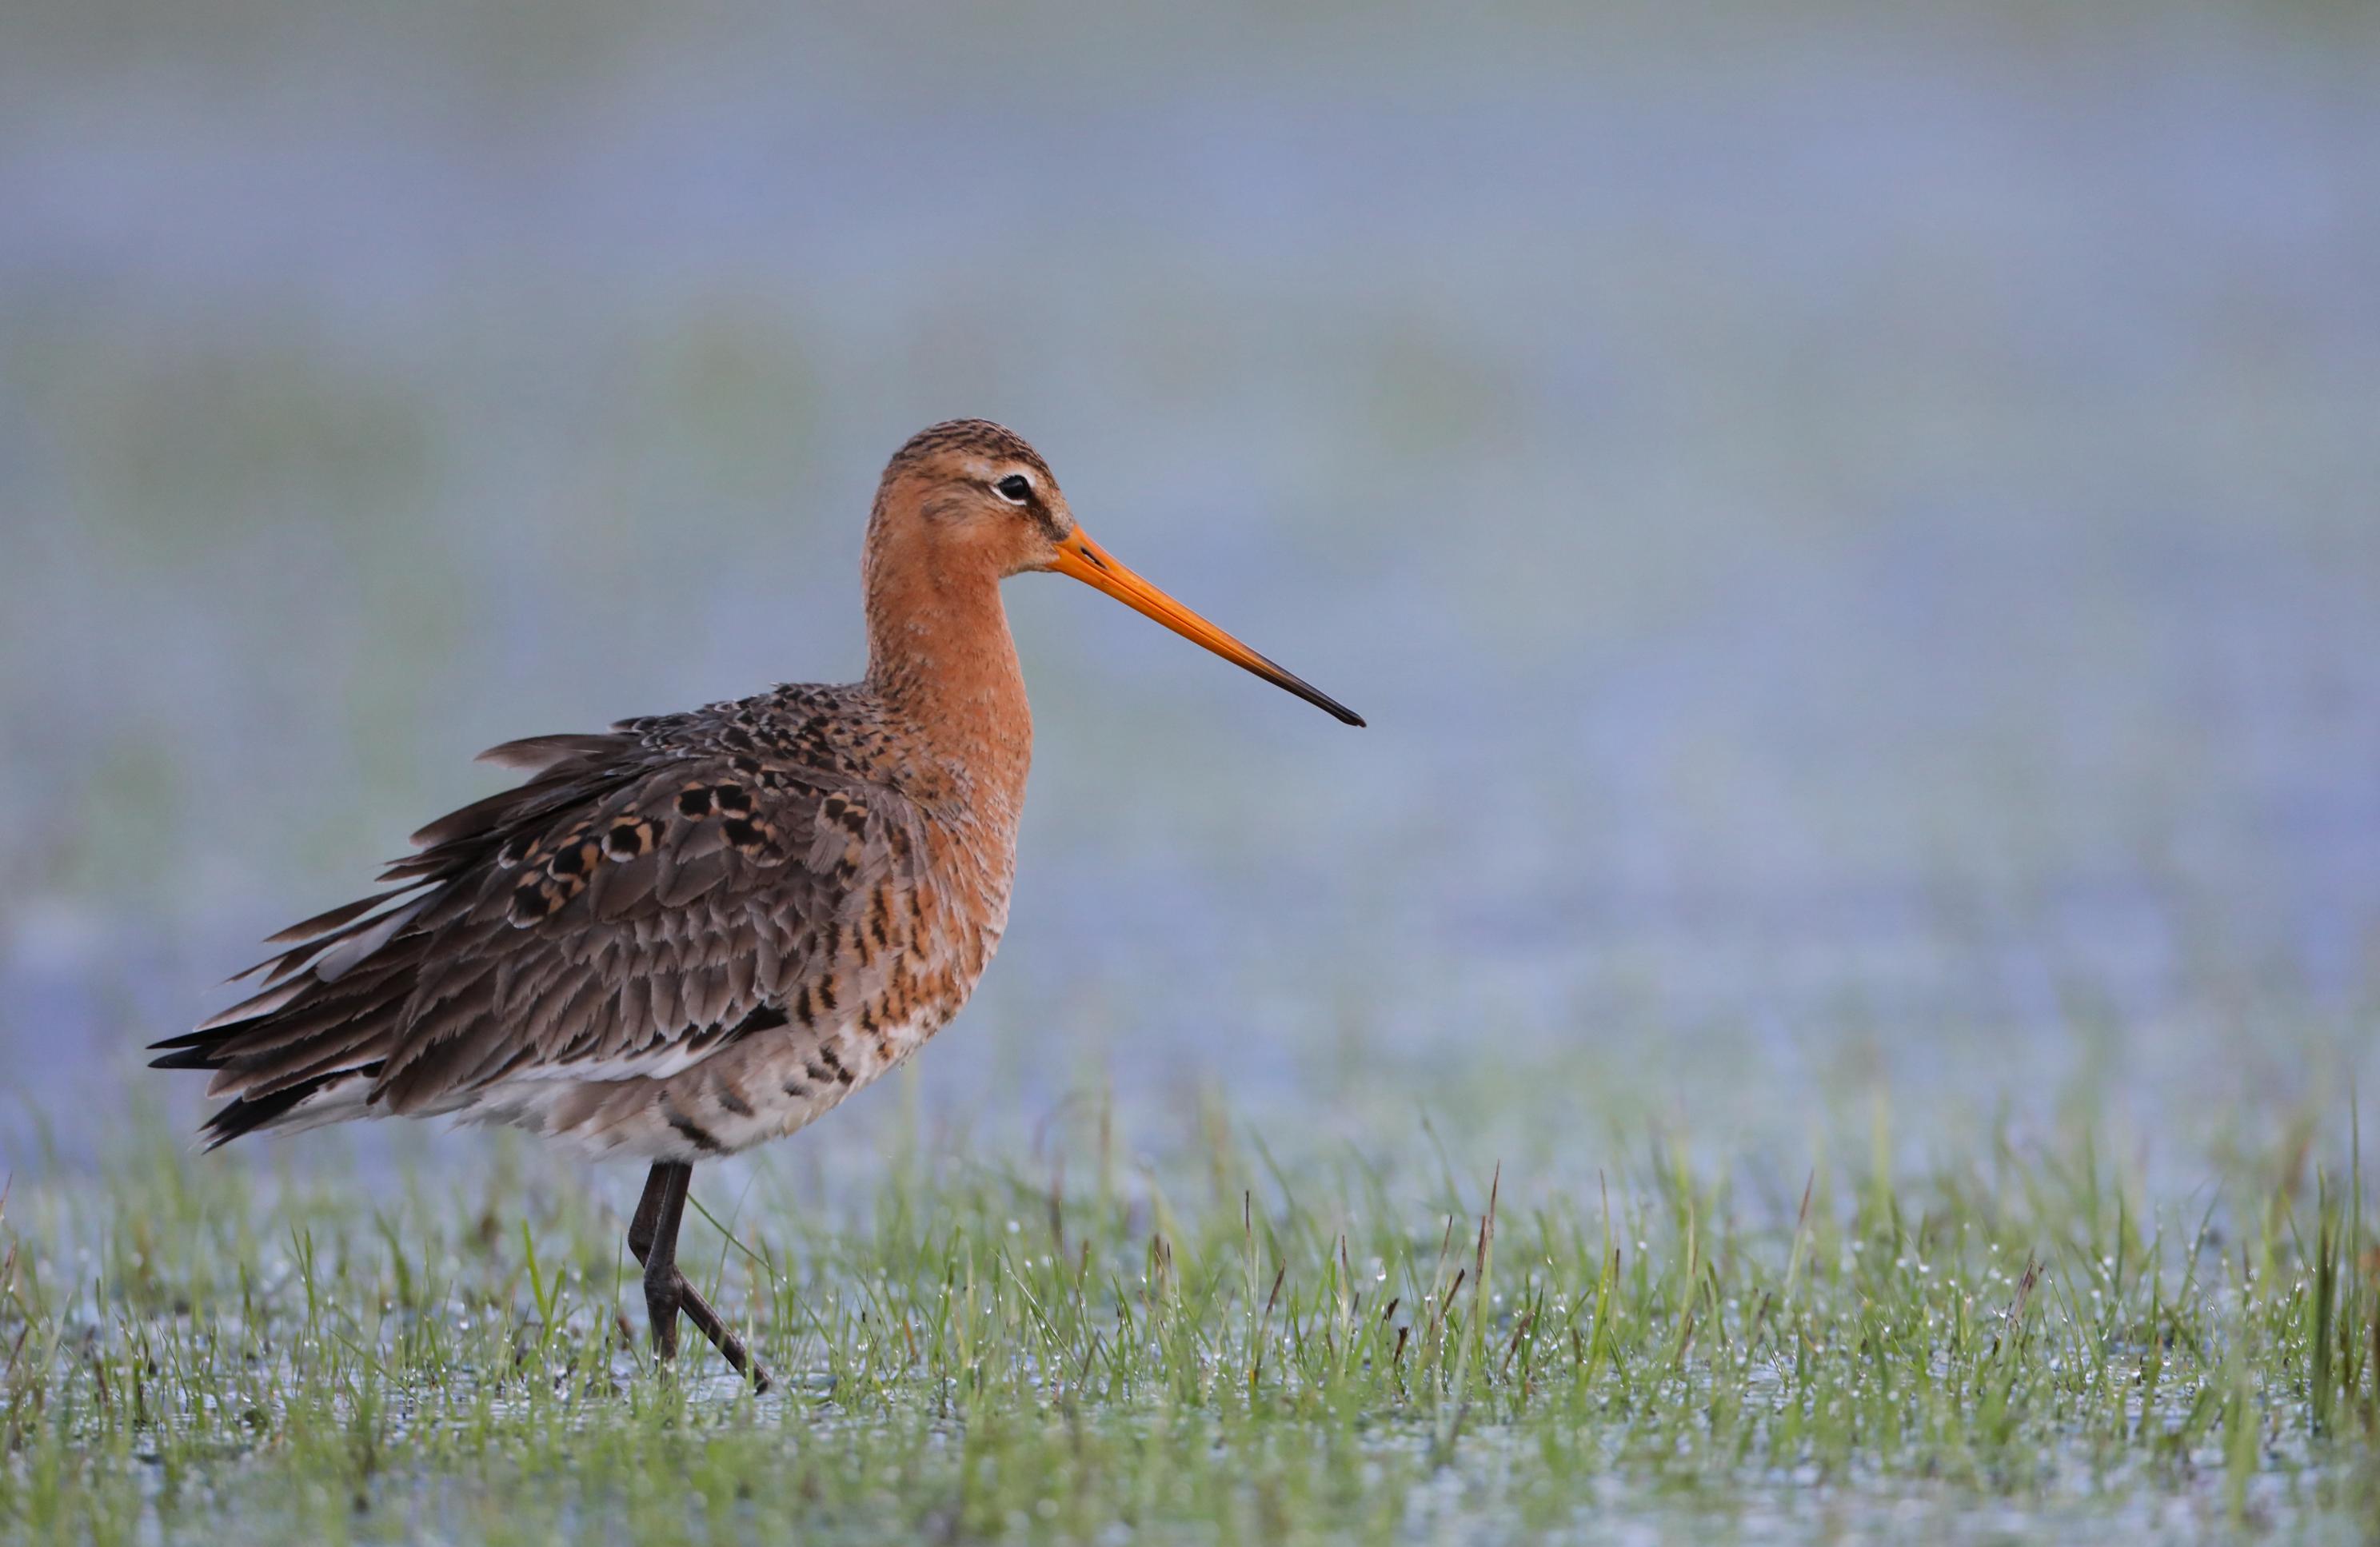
<box><xmin>159</xmin><ymin>711</ymin><xmax>930</xmax><ymax>1143</ymax></box>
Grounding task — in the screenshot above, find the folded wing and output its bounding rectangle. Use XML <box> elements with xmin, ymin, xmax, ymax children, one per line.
<box><xmin>153</xmin><ymin>723</ymin><xmax>924</xmax><ymax>1146</ymax></box>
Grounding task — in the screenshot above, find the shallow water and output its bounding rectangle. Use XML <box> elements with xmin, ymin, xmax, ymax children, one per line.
<box><xmin>2</xmin><ymin>0</ymin><xmax>2378</xmax><ymax>1467</ymax></box>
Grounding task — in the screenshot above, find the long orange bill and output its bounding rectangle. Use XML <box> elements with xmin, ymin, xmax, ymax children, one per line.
<box><xmin>1049</xmin><ymin>529</ymin><xmax>1366</xmax><ymax>728</ymax></box>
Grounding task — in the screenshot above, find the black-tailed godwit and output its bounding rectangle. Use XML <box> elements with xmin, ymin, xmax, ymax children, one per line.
<box><xmin>153</xmin><ymin>420</ymin><xmax>1362</xmax><ymax>1388</ymax></box>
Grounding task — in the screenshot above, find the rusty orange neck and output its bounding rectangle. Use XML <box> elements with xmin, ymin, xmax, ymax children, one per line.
<box><xmin>861</xmin><ymin>530</ymin><xmax>1034</xmax><ymax>815</ymax></box>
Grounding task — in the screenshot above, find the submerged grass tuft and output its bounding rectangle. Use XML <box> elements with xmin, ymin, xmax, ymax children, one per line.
<box><xmin>2</xmin><ymin>1099</ymin><xmax>2378</xmax><ymax>1543</ymax></box>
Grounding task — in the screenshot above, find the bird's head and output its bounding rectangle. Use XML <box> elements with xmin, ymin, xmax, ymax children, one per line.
<box><xmin>869</xmin><ymin>419</ymin><xmax>1364</xmax><ymax>727</ymax></box>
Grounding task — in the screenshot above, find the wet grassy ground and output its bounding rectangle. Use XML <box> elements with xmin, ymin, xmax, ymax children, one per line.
<box><xmin>4</xmin><ymin>1086</ymin><xmax>2378</xmax><ymax>1543</ymax></box>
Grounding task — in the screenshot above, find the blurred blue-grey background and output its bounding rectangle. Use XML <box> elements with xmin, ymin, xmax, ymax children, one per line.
<box><xmin>3</xmin><ymin>1</ymin><xmax>2377</xmax><ymax>1178</ymax></box>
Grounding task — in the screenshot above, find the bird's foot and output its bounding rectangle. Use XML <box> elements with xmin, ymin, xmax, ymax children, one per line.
<box><xmin>644</xmin><ymin>1264</ymin><xmax>772</xmax><ymax>1393</ymax></box>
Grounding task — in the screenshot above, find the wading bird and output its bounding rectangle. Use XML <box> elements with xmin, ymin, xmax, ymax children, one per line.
<box><xmin>153</xmin><ymin>421</ymin><xmax>1362</xmax><ymax>1390</ymax></box>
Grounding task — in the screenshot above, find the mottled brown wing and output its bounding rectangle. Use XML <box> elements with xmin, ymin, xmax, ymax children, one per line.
<box><xmin>154</xmin><ymin>730</ymin><xmax>927</xmax><ymax>1142</ymax></box>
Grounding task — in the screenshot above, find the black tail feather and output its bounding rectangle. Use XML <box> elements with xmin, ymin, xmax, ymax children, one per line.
<box><xmin>198</xmin><ymin>1063</ymin><xmax>383</xmax><ymax>1149</ymax></box>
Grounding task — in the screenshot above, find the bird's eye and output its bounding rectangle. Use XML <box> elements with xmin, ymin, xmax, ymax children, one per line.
<box><xmin>995</xmin><ymin>473</ymin><xmax>1033</xmax><ymax>504</ymax></box>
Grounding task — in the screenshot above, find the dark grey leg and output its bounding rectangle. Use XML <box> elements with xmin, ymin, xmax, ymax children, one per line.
<box><xmin>625</xmin><ymin>1161</ymin><xmax>772</xmax><ymax>1391</ymax></box>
